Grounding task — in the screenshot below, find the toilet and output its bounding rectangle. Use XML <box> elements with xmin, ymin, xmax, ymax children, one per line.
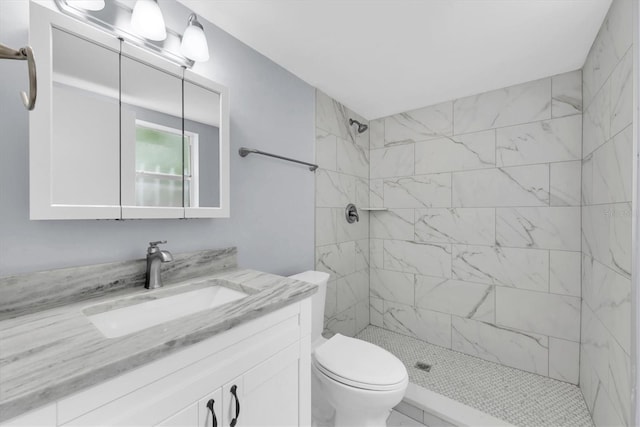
<box><xmin>289</xmin><ymin>271</ymin><xmax>408</xmax><ymax>427</ymax></box>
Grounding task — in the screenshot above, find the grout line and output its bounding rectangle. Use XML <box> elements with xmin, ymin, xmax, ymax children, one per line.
<box><xmin>450</xmin><ymin>170</ymin><xmax>454</xmax><ymax>209</ymax></box>
<box><xmin>583</xmin><ymin>44</ymin><xmax>633</xmax><ymax>112</ymax></box>
<box><xmin>379</xmin><ymin>203</ymin><xmax>580</xmax><ymax>210</ymax></box>
<box><xmin>371</xmin><ymin>237</ymin><xmax>582</xmax><ymax>254</ymax></box>
<box><xmin>548</xmin><ymin>160</ymin><xmax>552</xmax><ymax>206</ymax></box>
<box><xmin>578</xmin><ymin>63</ymin><xmax>584</xmax><ymax>386</ymax></box>
<box><xmin>372</xmin><ymin>263</ymin><xmax>582</xmax><ymax>299</ymax></box>
<box><xmin>583</xmin><ymin>121</ymin><xmax>633</xmax><ymax>159</ymax></box>
<box><xmin>582</xmin><ymin>291</ymin><xmax>631</xmax><ymax>358</ymax></box>
<box><xmin>548</xmin><ymin>328</ymin><xmax>551</xmax><ymax>376</ymax></box>
<box><xmin>373</xmin><ymin>158</ymin><xmax>584</xmax><ymax>182</ymax></box>
<box><xmin>374</xmin><ymin>113</ymin><xmax>583</xmax><ymax>153</ymax></box>
<box><xmin>493</xmin><ymin>283</ymin><xmax>497</xmax><ymax>325</ymax></box>
<box><xmin>494</xmin><ymin>205</ymin><xmax>498</xmax><ymax>248</ymax></box>
<box><xmin>548</xmin><ymin>250</ymin><xmax>551</xmax><ymax>293</ymax></box>
<box><xmin>582</xmin><ymin>200</ymin><xmax>634</xmax><ymax>207</ymax></box>
<box><xmin>451</xmin><ymin>99</ymin><xmax>455</xmax><ymax>137</ymax></box>
<box><xmin>550</xmin><ymin>71</ymin><xmax>554</xmax><ymax>118</ymax></box>
<box><xmin>450</xmin><ymin>312</ymin><xmax>453</xmax><ymax>349</ymax></box>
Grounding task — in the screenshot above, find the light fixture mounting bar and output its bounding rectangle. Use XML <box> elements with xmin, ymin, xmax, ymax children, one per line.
<box><xmin>53</xmin><ymin>0</ymin><xmax>195</xmax><ymax>68</ymax></box>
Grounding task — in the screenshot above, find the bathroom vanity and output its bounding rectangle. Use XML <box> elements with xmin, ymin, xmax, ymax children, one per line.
<box><xmin>0</xmin><ymin>249</ymin><xmax>316</xmax><ymax>426</ymax></box>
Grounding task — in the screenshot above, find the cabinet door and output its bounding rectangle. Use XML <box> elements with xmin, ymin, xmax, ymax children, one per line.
<box><xmin>221</xmin><ymin>343</ymin><xmax>300</xmax><ymax>427</ymax></box>
<box><xmin>198</xmin><ymin>388</ymin><xmax>222</xmax><ymax>427</ymax></box>
<box><xmin>120</xmin><ymin>43</ymin><xmax>185</xmax><ymax>219</ymax></box>
<box><xmin>157</xmin><ymin>404</ymin><xmax>198</xmax><ymax>427</ymax></box>
<box><xmin>30</xmin><ymin>3</ymin><xmax>122</xmax><ymax>220</ymax></box>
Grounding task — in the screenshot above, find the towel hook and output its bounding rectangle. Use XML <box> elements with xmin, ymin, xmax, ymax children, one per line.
<box><xmin>0</xmin><ymin>43</ymin><xmax>37</xmax><ymax>111</ymax></box>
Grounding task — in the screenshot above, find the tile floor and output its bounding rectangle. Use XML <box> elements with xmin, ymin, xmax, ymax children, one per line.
<box><xmin>357</xmin><ymin>326</ymin><xmax>593</xmax><ymax>427</ymax></box>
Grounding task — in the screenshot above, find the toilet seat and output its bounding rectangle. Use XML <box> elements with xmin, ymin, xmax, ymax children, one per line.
<box><xmin>312</xmin><ymin>334</ymin><xmax>407</xmax><ymax>391</ymax></box>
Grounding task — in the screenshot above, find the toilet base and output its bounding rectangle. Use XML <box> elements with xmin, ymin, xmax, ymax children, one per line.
<box><xmin>312</xmin><ymin>362</ymin><xmax>407</xmax><ymax>427</ymax></box>
<box><xmin>312</xmin><ymin>369</ymin><xmax>335</xmax><ymax>427</ymax></box>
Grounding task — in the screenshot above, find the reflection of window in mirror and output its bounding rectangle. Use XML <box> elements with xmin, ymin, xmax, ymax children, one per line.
<box><xmin>134</xmin><ymin>120</ymin><xmax>199</xmax><ymax>207</ymax></box>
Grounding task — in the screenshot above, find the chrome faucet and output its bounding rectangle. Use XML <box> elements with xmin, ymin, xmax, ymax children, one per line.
<box><xmin>145</xmin><ymin>241</ymin><xmax>173</xmax><ymax>289</ymax></box>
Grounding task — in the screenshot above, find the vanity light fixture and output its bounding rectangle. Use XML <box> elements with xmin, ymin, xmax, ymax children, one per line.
<box><xmin>65</xmin><ymin>0</ymin><xmax>105</xmax><ymax>11</ymax></box>
<box><xmin>180</xmin><ymin>14</ymin><xmax>209</xmax><ymax>62</ymax></box>
<box><xmin>53</xmin><ymin>0</ymin><xmax>196</xmax><ymax>68</ymax></box>
<box><xmin>131</xmin><ymin>0</ymin><xmax>167</xmax><ymax>41</ymax></box>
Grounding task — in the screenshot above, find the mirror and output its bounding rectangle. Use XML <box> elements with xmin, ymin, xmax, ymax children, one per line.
<box><xmin>183</xmin><ymin>80</ymin><xmax>221</xmax><ymax>209</ymax></box>
<box><xmin>120</xmin><ymin>54</ymin><xmax>184</xmax><ymax>217</ymax></box>
<box><xmin>30</xmin><ymin>2</ymin><xmax>230</xmax><ymax>220</ymax></box>
<box><xmin>51</xmin><ymin>27</ymin><xmax>120</xmax><ymax>210</ymax></box>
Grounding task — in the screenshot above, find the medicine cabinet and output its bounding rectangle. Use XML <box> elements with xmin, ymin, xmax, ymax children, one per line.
<box><xmin>29</xmin><ymin>2</ymin><xmax>230</xmax><ymax>220</ymax></box>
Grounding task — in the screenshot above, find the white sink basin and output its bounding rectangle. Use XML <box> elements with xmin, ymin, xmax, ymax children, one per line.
<box><xmin>86</xmin><ymin>285</ymin><xmax>248</xmax><ymax>338</ymax></box>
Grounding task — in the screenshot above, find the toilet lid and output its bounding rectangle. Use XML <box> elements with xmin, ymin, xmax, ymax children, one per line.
<box><xmin>313</xmin><ymin>334</ymin><xmax>407</xmax><ymax>391</ymax></box>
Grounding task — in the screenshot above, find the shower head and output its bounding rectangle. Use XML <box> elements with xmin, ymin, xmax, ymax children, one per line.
<box><xmin>349</xmin><ymin>118</ymin><xmax>368</xmax><ymax>134</ymax></box>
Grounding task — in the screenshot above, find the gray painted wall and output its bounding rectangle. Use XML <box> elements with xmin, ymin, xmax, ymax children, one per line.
<box><xmin>0</xmin><ymin>0</ymin><xmax>315</xmax><ymax>277</ymax></box>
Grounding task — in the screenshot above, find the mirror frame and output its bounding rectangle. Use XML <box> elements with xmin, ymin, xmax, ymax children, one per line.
<box><xmin>30</xmin><ymin>1</ymin><xmax>122</xmax><ymax>220</ymax></box>
<box><xmin>29</xmin><ymin>2</ymin><xmax>230</xmax><ymax>220</ymax></box>
<box><xmin>183</xmin><ymin>69</ymin><xmax>230</xmax><ymax>219</ymax></box>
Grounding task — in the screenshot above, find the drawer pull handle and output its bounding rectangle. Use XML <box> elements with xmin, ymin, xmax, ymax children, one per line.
<box><xmin>206</xmin><ymin>399</ymin><xmax>217</xmax><ymax>427</ymax></box>
<box><xmin>230</xmin><ymin>385</ymin><xmax>241</xmax><ymax>427</ymax></box>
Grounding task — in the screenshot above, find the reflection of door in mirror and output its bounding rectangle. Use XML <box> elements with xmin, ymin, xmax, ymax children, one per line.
<box><xmin>51</xmin><ymin>27</ymin><xmax>120</xmax><ymax>208</ymax></box>
<box><xmin>120</xmin><ymin>56</ymin><xmax>183</xmax><ymax>211</ymax></box>
<box><xmin>183</xmin><ymin>81</ymin><xmax>221</xmax><ymax>208</ymax></box>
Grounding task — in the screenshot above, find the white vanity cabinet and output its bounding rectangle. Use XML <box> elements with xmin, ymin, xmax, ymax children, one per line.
<box><xmin>2</xmin><ymin>300</ymin><xmax>311</xmax><ymax>427</ymax></box>
<box><xmin>158</xmin><ymin>404</ymin><xmax>199</xmax><ymax>427</ymax></box>
<box><xmin>218</xmin><ymin>342</ymin><xmax>301</xmax><ymax>427</ymax></box>
<box><xmin>196</xmin><ymin>389</ymin><xmax>222</xmax><ymax>427</ymax></box>
<box><xmin>159</xmin><ymin>342</ymin><xmax>301</xmax><ymax>427</ymax></box>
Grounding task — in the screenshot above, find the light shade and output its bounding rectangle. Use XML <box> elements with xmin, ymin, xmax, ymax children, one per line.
<box><xmin>65</xmin><ymin>0</ymin><xmax>105</xmax><ymax>11</ymax></box>
<box><xmin>131</xmin><ymin>0</ymin><xmax>167</xmax><ymax>41</ymax></box>
<box><xmin>180</xmin><ymin>14</ymin><xmax>209</xmax><ymax>62</ymax></box>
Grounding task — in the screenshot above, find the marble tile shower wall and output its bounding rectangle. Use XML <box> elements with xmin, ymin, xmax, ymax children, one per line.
<box><xmin>579</xmin><ymin>0</ymin><xmax>633</xmax><ymax>426</ymax></box>
<box><xmin>315</xmin><ymin>90</ymin><xmax>370</xmax><ymax>337</ymax></box>
<box><xmin>368</xmin><ymin>71</ymin><xmax>583</xmax><ymax>384</ymax></box>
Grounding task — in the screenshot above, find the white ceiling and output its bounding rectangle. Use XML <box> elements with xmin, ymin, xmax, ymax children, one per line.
<box><xmin>178</xmin><ymin>0</ymin><xmax>612</xmax><ymax>120</ymax></box>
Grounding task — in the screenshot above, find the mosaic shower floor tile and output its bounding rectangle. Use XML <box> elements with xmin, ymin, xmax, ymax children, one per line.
<box><xmin>356</xmin><ymin>326</ymin><xmax>593</xmax><ymax>427</ymax></box>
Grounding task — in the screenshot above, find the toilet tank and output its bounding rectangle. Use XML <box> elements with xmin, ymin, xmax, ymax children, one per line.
<box><xmin>288</xmin><ymin>271</ymin><xmax>329</xmax><ymax>343</ymax></box>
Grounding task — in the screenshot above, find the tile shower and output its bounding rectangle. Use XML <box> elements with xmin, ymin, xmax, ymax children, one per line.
<box><xmin>315</xmin><ymin>0</ymin><xmax>634</xmax><ymax>425</ymax></box>
<box><xmin>367</xmin><ymin>68</ymin><xmax>583</xmax><ymax>383</ymax></box>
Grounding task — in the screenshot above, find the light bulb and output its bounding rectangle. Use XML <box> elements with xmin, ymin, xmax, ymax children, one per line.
<box><xmin>131</xmin><ymin>0</ymin><xmax>167</xmax><ymax>41</ymax></box>
<box><xmin>180</xmin><ymin>14</ymin><xmax>209</xmax><ymax>62</ymax></box>
<box><xmin>65</xmin><ymin>0</ymin><xmax>105</xmax><ymax>11</ymax></box>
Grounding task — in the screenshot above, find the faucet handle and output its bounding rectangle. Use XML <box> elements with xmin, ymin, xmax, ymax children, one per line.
<box><xmin>148</xmin><ymin>240</ymin><xmax>167</xmax><ymax>254</ymax></box>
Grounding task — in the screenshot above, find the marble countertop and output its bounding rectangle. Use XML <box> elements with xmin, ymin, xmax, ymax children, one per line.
<box><xmin>0</xmin><ymin>268</ymin><xmax>317</xmax><ymax>422</ymax></box>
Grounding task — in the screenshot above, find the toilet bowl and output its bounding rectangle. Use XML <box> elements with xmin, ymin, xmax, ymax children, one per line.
<box><xmin>289</xmin><ymin>271</ymin><xmax>408</xmax><ymax>427</ymax></box>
